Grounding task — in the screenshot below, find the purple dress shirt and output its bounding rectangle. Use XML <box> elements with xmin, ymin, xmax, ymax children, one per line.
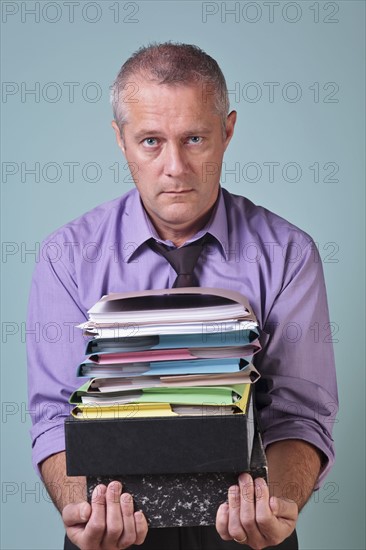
<box><xmin>27</xmin><ymin>187</ymin><xmax>338</xmax><ymax>486</ymax></box>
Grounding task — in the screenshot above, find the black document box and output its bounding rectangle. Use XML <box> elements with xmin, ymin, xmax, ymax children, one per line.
<box><xmin>65</xmin><ymin>401</ymin><xmax>267</xmax><ymax>527</ymax></box>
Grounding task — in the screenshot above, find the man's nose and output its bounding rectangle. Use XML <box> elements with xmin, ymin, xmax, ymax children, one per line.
<box><xmin>163</xmin><ymin>143</ymin><xmax>187</xmax><ymax>177</ymax></box>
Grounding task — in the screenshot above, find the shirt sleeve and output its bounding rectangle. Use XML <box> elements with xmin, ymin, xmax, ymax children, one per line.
<box><xmin>26</xmin><ymin>235</ymin><xmax>88</xmax><ymax>477</ymax></box>
<box><xmin>254</xmin><ymin>233</ymin><xmax>338</xmax><ymax>488</ymax></box>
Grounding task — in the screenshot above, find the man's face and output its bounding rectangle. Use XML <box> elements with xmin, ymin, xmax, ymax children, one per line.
<box><xmin>112</xmin><ymin>79</ymin><xmax>236</xmax><ymax>242</ymax></box>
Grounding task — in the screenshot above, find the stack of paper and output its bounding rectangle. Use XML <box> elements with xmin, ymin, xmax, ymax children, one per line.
<box><xmin>72</xmin><ymin>287</ymin><xmax>261</xmax><ymax>419</ymax></box>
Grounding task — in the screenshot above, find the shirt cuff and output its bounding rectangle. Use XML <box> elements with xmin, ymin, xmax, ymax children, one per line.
<box><xmin>261</xmin><ymin>419</ymin><xmax>335</xmax><ymax>489</ymax></box>
<box><xmin>31</xmin><ymin>420</ymin><xmax>67</xmax><ymax>478</ymax></box>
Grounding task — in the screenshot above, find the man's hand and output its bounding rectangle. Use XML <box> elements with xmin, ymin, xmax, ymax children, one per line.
<box><xmin>62</xmin><ymin>481</ymin><xmax>148</xmax><ymax>550</ymax></box>
<box><xmin>216</xmin><ymin>474</ymin><xmax>298</xmax><ymax>549</ymax></box>
<box><xmin>40</xmin><ymin>452</ymin><xmax>148</xmax><ymax>549</ymax></box>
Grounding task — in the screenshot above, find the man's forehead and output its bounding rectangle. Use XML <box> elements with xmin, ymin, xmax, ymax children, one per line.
<box><xmin>120</xmin><ymin>77</ymin><xmax>217</xmax><ymax>110</ymax></box>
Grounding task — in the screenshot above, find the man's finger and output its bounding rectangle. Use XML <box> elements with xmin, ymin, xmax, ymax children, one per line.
<box><xmin>118</xmin><ymin>492</ymin><xmax>137</xmax><ymax>548</ymax></box>
<box><xmin>104</xmin><ymin>481</ymin><xmax>124</xmax><ymax>544</ymax></box>
<box><xmin>83</xmin><ymin>484</ymin><xmax>107</xmax><ymax>544</ymax></box>
<box><xmin>133</xmin><ymin>510</ymin><xmax>149</xmax><ymax>545</ymax></box>
<box><xmin>228</xmin><ymin>484</ymin><xmax>248</xmax><ymax>543</ymax></box>
<box><xmin>253</xmin><ymin>477</ymin><xmax>276</xmax><ymax>536</ymax></box>
<box><xmin>237</xmin><ymin>473</ymin><xmax>257</xmax><ymax>536</ymax></box>
<box><xmin>215</xmin><ymin>502</ymin><xmax>232</xmax><ymax>541</ymax></box>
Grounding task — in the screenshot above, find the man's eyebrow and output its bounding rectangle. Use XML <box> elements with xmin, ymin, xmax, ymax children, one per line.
<box><xmin>133</xmin><ymin>127</ymin><xmax>213</xmax><ymax>140</ymax></box>
<box><xmin>183</xmin><ymin>127</ymin><xmax>212</xmax><ymax>135</ymax></box>
<box><xmin>133</xmin><ymin>129</ymin><xmax>163</xmax><ymax>140</ymax></box>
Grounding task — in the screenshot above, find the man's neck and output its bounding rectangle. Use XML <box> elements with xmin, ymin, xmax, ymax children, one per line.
<box><xmin>149</xmin><ymin>211</ymin><xmax>212</xmax><ymax>247</ymax></box>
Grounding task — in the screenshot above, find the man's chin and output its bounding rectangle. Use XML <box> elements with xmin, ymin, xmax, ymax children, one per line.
<box><xmin>160</xmin><ymin>191</ymin><xmax>195</xmax><ymax>204</ymax></box>
<box><xmin>154</xmin><ymin>209</ymin><xmax>202</xmax><ymax>230</ymax></box>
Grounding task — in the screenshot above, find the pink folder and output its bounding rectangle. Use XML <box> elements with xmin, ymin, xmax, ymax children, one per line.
<box><xmin>89</xmin><ymin>344</ymin><xmax>260</xmax><ymax>365</ymax></box>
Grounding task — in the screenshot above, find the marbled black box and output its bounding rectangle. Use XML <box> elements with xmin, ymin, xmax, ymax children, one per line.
<box><xmin>65</xmin><ymin>400</ymin><xmax>267</xmax><ymax>527</ymax></box>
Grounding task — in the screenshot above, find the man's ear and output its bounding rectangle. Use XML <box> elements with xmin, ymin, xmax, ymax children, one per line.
<box><xmin>223</xmin><ymin>110</ymin><xmax>237</xmax><ymax>150</ymax></box>
<box><xmin>111</xmin><ymin>120</ymin><xmax>126</xmax><ymax>155</ymax></box>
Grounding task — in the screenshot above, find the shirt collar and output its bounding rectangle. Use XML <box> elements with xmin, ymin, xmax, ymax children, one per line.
<box><xmin>121</xmin><ymin>189</ymin><xmax>156</xmax><ymax>262</ymax></box>
<box><xmin>123</xmin><ymin>187</ymin><xmax>229</xmax><ymax>262</ymax></box>
<box><xmin>203</xmin><ymin>187</ymin><xmax>229</xmax><ymax>260</ymax></box>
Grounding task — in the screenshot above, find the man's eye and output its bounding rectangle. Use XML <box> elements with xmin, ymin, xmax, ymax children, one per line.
<box><xmin>188</xmin><ymin>136</ymin><xmax>203</xmax><ymax>144</ymax></box>
<box><xmin>143</xmin><ymin>138</ymin><xmax>158</xmax><ymax>147</ymax></box>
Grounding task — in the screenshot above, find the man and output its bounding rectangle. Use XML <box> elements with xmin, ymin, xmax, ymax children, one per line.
<box><xmin>27</xmin><ymin>43</ymin><xmax>338</xmax><ymax>550</ymax></box>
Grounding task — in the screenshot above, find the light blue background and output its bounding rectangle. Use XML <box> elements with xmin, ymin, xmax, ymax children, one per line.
<box><xmin>1</xmin><ymin>1</ymin><xmax>365</xmax><ymax>548</ymax></box>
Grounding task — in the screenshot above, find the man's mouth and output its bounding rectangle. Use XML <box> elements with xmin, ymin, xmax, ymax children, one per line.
<box><xmin>164</xmin><ymin>189</ymin><xmax>193</xmax><ymax>194</ymax></box>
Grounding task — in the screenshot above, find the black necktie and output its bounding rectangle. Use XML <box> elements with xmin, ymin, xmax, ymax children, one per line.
<box><xmin>148</xmin><ymin>234</ymin><xmax>208</xmax><ymax>288</ymax></box>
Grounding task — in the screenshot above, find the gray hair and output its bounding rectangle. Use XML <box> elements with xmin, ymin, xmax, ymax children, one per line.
<box><xmin>110</xmin><ymin>42</ymin><xmax>230</xmax><ymax>133</ymax></box>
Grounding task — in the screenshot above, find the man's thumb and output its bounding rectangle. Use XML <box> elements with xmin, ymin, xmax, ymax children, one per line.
<box><xmin>63</xmin><ymin>501</ymin><xmax>91</xmax><ymax>526</ymax></box>
<box><xmin>270</xmin><ymin>496</ymin><xmax>279</xmax><ymax>515</ymax></box>
<box><xmin>80</xmin><ymin>502</ymin><xmax>91</xmax><ymax>522</ymax></box>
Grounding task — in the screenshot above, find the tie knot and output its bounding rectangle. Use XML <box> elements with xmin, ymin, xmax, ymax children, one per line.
<box><xmin>148</xmin><ymin>234</ymin><xmax>209</xmax><ymax>288</ymax></box>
